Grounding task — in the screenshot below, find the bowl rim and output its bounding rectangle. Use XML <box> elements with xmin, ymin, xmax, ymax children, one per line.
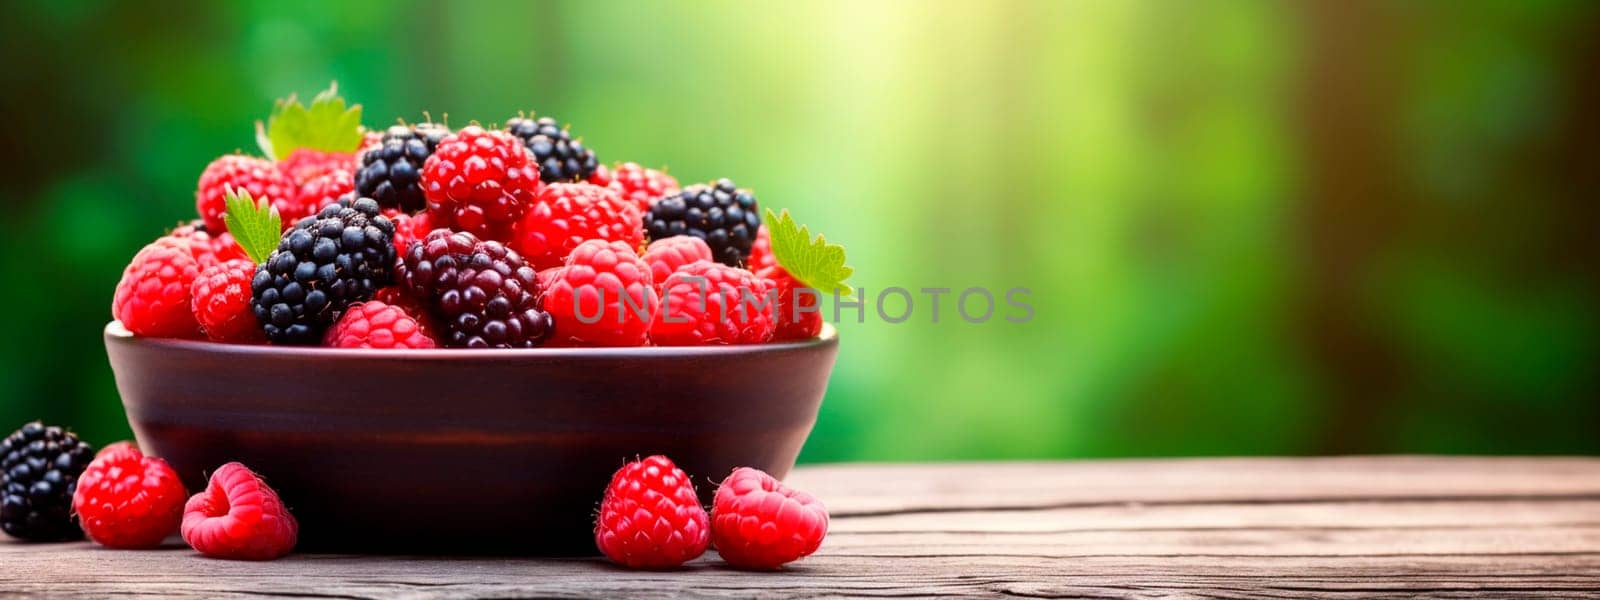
<box><xmin>105</xmin><ymin>321</ymin><xmax>838</xmax><ymax>359</ymax></box>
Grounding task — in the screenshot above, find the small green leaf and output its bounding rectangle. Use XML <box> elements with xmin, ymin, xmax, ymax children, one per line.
<box><xmin>223</xmin><ymin>187</ymin><xmax>282</xmax><ymax>264</ymax></box>
<box><xmin>763</xmin><ymin>208</ymin><xmax>854</xmax><ymax>297</ymax></box>
<box><xmin>256</xmin><ymin>82</ymin><xmax>364</xmax><ymax>160</ymax></box>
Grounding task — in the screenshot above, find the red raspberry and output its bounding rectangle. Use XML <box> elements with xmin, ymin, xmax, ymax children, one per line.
<box><xmin>422</xmin><ymin>125</ymin><xmax>541</xmax><ymax>242</ymax></box>
<box><xmin>71</xmin><ymin>444</ymin><xmax>189</xmax><ymax>549</ymax></box>
<box><xmin>592</xmin><ymin>162</ymin><xmax>680</xmax><ymax>214</ymax></box>
<box><xmin>95</xmin><ymin>440</ymin><xmax>139</xmax><ymax>459</ymax></box>
<box><xmin>195</xmin><ymin>154</ymin><xmax>295</xmax><ymax>233</ymax></box>
<box><xmin>651</xmin><ymin>261</ymin><xmax>776</xmax><ymax>345</ymax></box>
<box><xmin>641</xmin><ymin>236</ymin><xmax>713</xmax><ymax>287</ymax></box>
<box><xmin>594</xmin><ymin>455</ymin><xmax>709</xmax><ymax>569</ymax></box>
<box><xmin>169</xmin><ymin>222</ymin><xmax>249</xmax><ymax>267</ymax></box>
<box><xmin>542</xmin><ymin>240</ymin><xmax>657</xmax><ymax>347</ymax></box>
<box><xmin>756</xmin><ymin>265</ymin><xmax>823</xmax><ymax>341</ymax></box>
<box><xmin>711</xmin><ymin>467</ymin><xmax>828</xmax><ymax>570</ymax></box>
<box><xmin>747</xmin><ymin>225</ymin><xmax>776</xmax><ymax>273</ymax></box>
<box><xmin>112</xmin><ymin>238</ymin><xmax>203</xmax><ymax>338</ymax></box>
<box><xmin>190</xmin><ymin>259</ymin><xmax>266</xmax><ymax>343</ymax></box>
<box><xmin>181</xmin><ymin>462</ymin><xmax>298</xmax><ymax>561</ymax></box>
<box><xmin>385</xmin><ymin>209</ymin><xmax>431</xmax><ymax>259</ymax></box>
<box><xmin>278</xmin><ymin>148</ymin><xmax>356</xmax><ymax>185</ymax></box>
<box><xmin>536</xmin><ymin>266</ymin><xmax>561</xmax><ymax>295</ymax></box>
<box><xmin>280</xmin><ymin>169</ymin><xmax>353</xmax><ymax>227</ymax></box>
<box><xmin>322</xmin><ymin>300</ymin><xmax>437</xmax><ymax>349</ymax></box>
<box><xmin>358</xmin><ymin>130</ymin><xmax>383</xmax><ymax>156</ymax></box>
<box><xmin>512</xmin><ymin>182</ymin><xmax>643</xmax><ymax>270</ymax></box>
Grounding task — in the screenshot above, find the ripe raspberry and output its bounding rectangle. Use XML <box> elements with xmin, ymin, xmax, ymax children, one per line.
<box><xmin>357</xmin><ymin>123</ymin><xmax>450</xmax><ymax>214</ymax></box>
<box><xmin>1</xmin><ymin>422</ymin><xmax>93</xmax><ymax>541</ymax></box>
<box><xmin>398</xmin><ymin>229</ymin><xmax>552</xmax><ymax>348</ymax></box>
<box><xmin>323</xmin><ymin>300</ymin><xmax>437</xmax><ymax>349</ymax></box>
<box><xmin>71</xmin><ymin>444</ymin><xmax>188</xmax><ymax>549</ymax></box>
<box><xmin>191</xmin><ymin>259</ymin><xmax>266</xmax><ymax>343</ymax></box>
<box><xmin>278</xmin><ymin>148</ymin><xmax>356</xmax><ymax>185</ymax></box>
<box><xmin>592</xmin><ymin>162</ymin><xmax>679</xmax><ymax>214</ymax></box>
<box><xmin>641</xmin><ymin>236</ymin><xmax>713</xmax><ymax>287</ymax></box>
<box><xmin>651</xmin><ymin>261</ymin><xmax>776</xmax><ymax>345</ymax></box>
<box><xmin>512</xmin><ymin>182</ymin><xmax>643</xmax><ymax>270</ymax></box>
<box><xmin>747</xmin><ymin>225</ymin><xmax>775</xmax><ymax>273</ymax></box>
<box><xmin>757</xmin><ymin>265</ymin><xmax>823</xmax><ymax>341</ymax></box>
<box><xmin>196</xmin><ymin>155</ymin><xmax>295</xmax><ymax>233</ymax></box>
<box><xmin>95</xmin><ymin>440</ymin><xmax>139</xmax><ymax>460</ymax></box>
<box><xmin>181</xmin><ymin>462</ymin><xmax>298</xmax><ymax>561</ymax></box>
<box><xmin>422</xmin><ymin>125</ymin><xmax>540</xmax><ymax>241</ymax></box>
<box><xmin>594</xmin><ymin>455</ymin><xmax>709</xmax><ymax>569</ymax></box>
<box><xmin>646</xmin><ymin>178</ymin><xmax>761</xmax><ymax>267</ymax></box>
<box><xmin>536</xmin><ymin>267</ymin><xmax>561</xmax><ymax>295</ymax></box>
<box><xmin>710</xmin><ymin>467</ymin><xmax>828</xmax><ymax>570</ymax></box>
<box><xmin>506</xmin><ymin>115</ymin><xmax>598</xmax><ymax>183</ymax></box>
<box><xmin>542</xmin><ymin>240</ymin><xmax>657</xmax><ymax>347</ymax></box>
<box><xmin>169</xmin><ymin>222</ymin><xmax>249</xmax><ymax>268</ymax></box>
<box><xmin>280</xmin><ymin>169</ymin><xmax>354</xmax><ymax>227</ymax></box>
<box><xmin>113</xmin><ymin>238</ymin><xmax>203</xmax><ymax>338</ymax></box>
<box><xmin>385</xmin><ymin>209</ymin><xmax>431</xmax><ymax>260</ymax></box>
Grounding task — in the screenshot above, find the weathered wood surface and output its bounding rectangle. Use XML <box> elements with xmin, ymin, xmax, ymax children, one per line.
<box><xmin>4</xmin><ymin>456</ymin><xmax>1598</xmax><ymax>598</ymax></box>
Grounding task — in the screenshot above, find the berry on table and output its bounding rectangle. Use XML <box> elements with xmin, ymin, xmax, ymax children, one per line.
<box><xmin>191</xmin><ymin>259</ymin><xmax>267</xmax><ymax>344</ymax></box>
<box><xmin>710</xmin><ymin>467</ymin><xmax>828</xmax><ymax>570</ymax></box>
<box><xmin>641</xmin><ymin>236</ymin><xmax>714</xmax><ymax>288</ymax></box>
<box><xmin>506</xmin><ymin>115</ymin><xmax>598</xmax><ymax>184</ymax></box>
<box><xmin>1</xmin><ymin>422</ymin><xmax>94</xmax><ymax>542</ymax></box>
<box><xmin>112</xmin><ymin>237</ymin><xmax>203</xmax><ymax>338</ymax></box>
<box><xmin>195</xmin><ymin>155</ymin><xmax>294</xmax><ymax>233</ymax></box>
<box><xmin>422</xmin><ymin>125</ymin><xmax>541</xmax><ymax>241</ymax></box>
<box><xmin>356</xmin><ymin>123</ymin><xmax>450</xmax><ymax>214</ymax></box>
<box><xmin>511</xmin><ymin>182</ymin><xmax>643</xmax><ymax>271</ymax></box>
<box><xmin>542</xmin><ymin>240</ymin><xmax>657</xmax><ymax>347</ymax></box>
<box><xmin>398</xmin><ymin>229</ymin><xmax>552</xmax><ymax>348</ymax></box>
<box><xmin>650</xmin><ymin>261</ymin><xmax>776</xmax><ymax>346</ymax></box>
<box><xmin>72</xmin><ymin>443</ymin><xmax>187</xmax><ymax>549</ymax></box>
<box><xmin>646</xmin><ymin>178</ymin><xmax>761</xmax><ymax>267</ymax></box>
<box><xmin>594</xmin><ymin>455</ymin><xmax>709</xmax><ymax>569</ymax></box>
<box><xmin>251</xmin><ymin>198</ymin><xmax>396</xmax><ymax>344</ymax></box>
<box><xmin>181</xmin><ymin>462</ymin><xmax>298</xmax><ymax>561</ymax></box>
<box><xmin>591</xmin><ymin>162</ymin><xmax>680</xmax><ymax>214</ymax></box>
<box><xmin>323</xmin><ymin>300</ymin><xmax>437</xmax><ymax>349</ymax></box>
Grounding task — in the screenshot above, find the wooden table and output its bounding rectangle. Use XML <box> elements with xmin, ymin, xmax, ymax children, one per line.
<box><xmin>4</xmin><ymin>457</ymin><xmax>1598</xmax><ymax>598</ymax></box>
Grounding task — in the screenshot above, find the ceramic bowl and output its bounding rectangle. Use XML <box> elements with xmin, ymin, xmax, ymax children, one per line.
<box><xmin>103</xmin><ymin>321</ymin><xmax>838</xmax><ymax>554</ymax></box>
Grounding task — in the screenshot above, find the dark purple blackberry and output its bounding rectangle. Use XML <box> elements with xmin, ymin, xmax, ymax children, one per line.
<box><xmin>505</xmin><ymin>116</ymin><xmax>598</xmax><ymax>184</ymax></box>
<box><xmin>355</xmin><ymin>123</ymin><xmax>450</xmax><ymax>214</ymax></box>
<box><xmin>251</xmin><ymin>197</ymin><xmax>396</xmax><ymax>344</ymax></box>
<box><xmin>2</xmin><ymin>422</ymin><xmax>93</xmax><ymax>541</ymax></box>
<box><xmin>398</xmin><ymin>228</ymin><xmax>552</xmax><ymax>348</ymax></box>
<box><xmin>646</xmin><ymin>178</ymin><xmax>761</xmax><ymax>267</ymax></box>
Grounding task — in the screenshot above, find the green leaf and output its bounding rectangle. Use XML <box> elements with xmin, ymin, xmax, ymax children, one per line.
<box><xmin>222</xmin><ymin>187</ymin><xmax>282</xmax><ymax>264</ymax></box>
<box><xmin>763</xmin><ymin>208</ymin><xmax>854</xmax><ymax>297</ymax></box>
<box><xmin>255</xmin><ymin>82</ymin><xmax>364</xmax><ymax>160</ymax></box>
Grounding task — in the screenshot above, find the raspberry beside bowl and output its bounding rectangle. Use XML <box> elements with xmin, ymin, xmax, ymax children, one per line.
<box><xmin>103</xmin><ymin>321</ymin><xmax>838</xmax><ymax>554</ymax></box>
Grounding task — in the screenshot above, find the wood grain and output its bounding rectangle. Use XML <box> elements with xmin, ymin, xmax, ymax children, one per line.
<box><xmin>3</xmin><ymin>456</ymin><xmax>1598</xmax><ymax>598</ymax></box>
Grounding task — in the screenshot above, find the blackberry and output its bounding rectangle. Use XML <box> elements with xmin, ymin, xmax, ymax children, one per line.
<box><xmin>506</xmin><ymin>116</ymin><xmax>598</xmax><ymax>184</ymax></box>
<box><xmin>399</xmin><ymin>229</ymin><xmax>552</xmax><ymax>348</ymax></box>
<box><xmin>251</xmin><ymin>197</ymin><xmax>396</xmax><ymax>344</ymax></box>
<box><xmin>2</xmin><ymin>422</ymin><xmax>93</xmax><ymax>541</ymax></box>
<box><xmin>355</xmin><ymin>123</ymin><xmax>450</xmax><ymax>214</ymax></box>
<box><xmin>646</xmin><ymin>178</ymin><xmax>762</xmax><ymax>267</ymax></box>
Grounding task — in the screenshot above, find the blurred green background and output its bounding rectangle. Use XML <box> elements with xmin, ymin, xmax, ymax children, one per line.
<box><xmin>1</xmin><ymin>0</ymin><xmax>1595</xmax><ymax>460</ymax></box>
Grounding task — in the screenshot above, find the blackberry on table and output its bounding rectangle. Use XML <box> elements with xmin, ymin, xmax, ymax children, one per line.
<box><xmin>251</xmin><ymin>197</ymin><xmax>396</xmax><ymax>344</ymax></box>
<box><xmin>399</xmin><ymin>229</ymin><xmax>552</xmax><ymax>348</ymax></box>
<box><xmin>646</xmin><ymin>178</ymin><xmax>761</xmax><ymax>267</ymax></box>
<box><xmin>355</xmin><ymin>123</ymin><xmax>450</xmax><ymax>214</ymax></box>
<box><xmin>2</xmin><ymin>422</ymin><xmax>93</xmax><ymax>541</ymax></box>
<box><xmin>506</xmin><ymin>116</ymin><xmax>598</xmax><ymax>184</ymax></box>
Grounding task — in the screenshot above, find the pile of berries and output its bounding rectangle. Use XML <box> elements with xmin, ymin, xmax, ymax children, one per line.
<box><xmin>113</xmin><ymin>86</ymin><xmax>844</xmax><ymax>349</ymax></box>
<box><xmin>2</xmin><ymin>422</ymin><xmax>297</xmax><ymax>561</ymax></box>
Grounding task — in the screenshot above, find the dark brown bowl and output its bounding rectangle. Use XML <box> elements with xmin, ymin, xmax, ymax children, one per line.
<box><xmin>103</xmin><ymin>321</ymin><xmax>838</xmax><ymax>554</ymax></box>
